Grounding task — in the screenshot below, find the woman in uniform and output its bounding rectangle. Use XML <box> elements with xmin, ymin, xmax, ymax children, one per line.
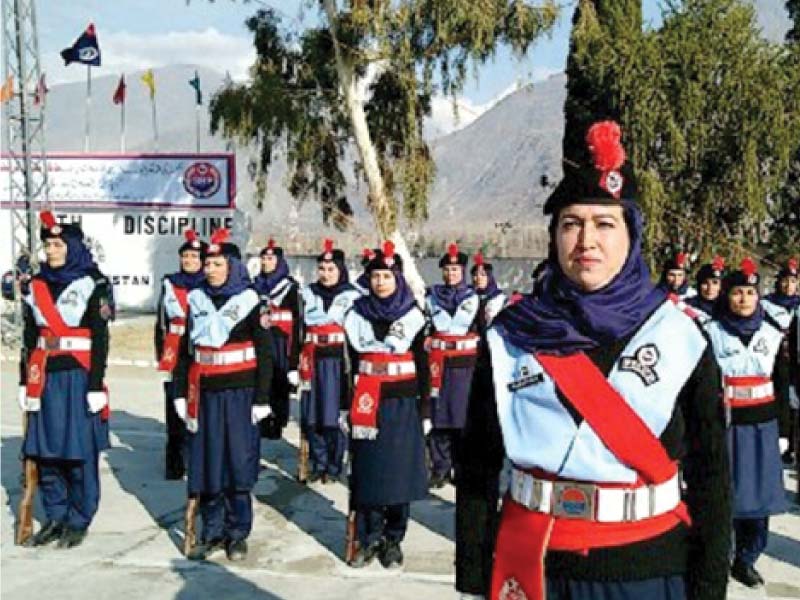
<box><xmin>173</xmin><ymin>229</ymin><xmax>274</xmax><ymax>561</ymax></box>
<box><xmin>685</xmin><ymin>255</ymin><xmax>725</xmax><ymax>325</ymax></box>
<box><xmin>18</xmin><ymin>211</ymin><xmax>112</xmax><ymax>548</ymax></box>
<box><xmin>342</xmin><ymin>241</ymin><xmax>430</xmax><ymax>568</ymax></box>
<box><xmin>253</xmin><ymin>238</ymin><xmax>301</xmax><ymax>440</ymax></box>
<box><xmin>707</xmin><ymin>258</ymin><xmax>788</xmax><ymax>587</ymax></box>
<box><xmin>465</xmin><ymin>121</ymin><xmax>731</xmax><ymax>600</ymax></box>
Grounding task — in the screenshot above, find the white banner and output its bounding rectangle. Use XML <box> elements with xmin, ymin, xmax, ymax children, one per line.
<box><xmin>1</xmin><ymin>154</ymin><xmax>235</xmax><ymax>209</ymax></box>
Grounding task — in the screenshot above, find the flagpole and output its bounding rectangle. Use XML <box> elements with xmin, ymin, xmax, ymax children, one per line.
<box><xmin>85</xmin><ymin>65</ymin><xmax>91</xmax><ymax>152</ymax></box>
<box><xmin>120</xmin><ymin>92</ymin><xmax>126</xmax><ymax>153</ymax></box>
<box><xmin>195</xmin><ymin>103</ymin><xmax>201</xmax><ymax>153</ymax></box>
<box><xmin>151</xmin><ymin>95</ymin><xmax>159</xmax><ymax>152</ymax></box>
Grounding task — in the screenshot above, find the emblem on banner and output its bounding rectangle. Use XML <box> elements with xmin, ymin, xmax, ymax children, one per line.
<box><xmin>28</xmin><ymin>364</ymin><xmax>41</xmax><ymax>384</ymax></box>
<box><xmin>164</xmin><ymin>347</ymin><xmax>175</xmax><ymax>363</ymax></box>
<box><xmin>499</xmin><ymin>577</ymin><xmax>528</xmax><ymax>600</ymax></box>
<box><xmin>183</xmin><ymin>162</ymin><xmax>222</xmax><ymax>199</ymax></box>
<box><xmin>430</xmin><ymin>362</ymin><xmax>440</xmax><ymax>378</ymax></box>
<box><xmin>357</xmin><ymin>393</ymin><xmax>375</xmax><ymax>414</ymax></box>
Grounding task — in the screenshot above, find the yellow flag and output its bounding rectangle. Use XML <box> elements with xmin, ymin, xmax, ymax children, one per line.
<box><xmin>0</xmin><ymin>75</ymin><xmax>14</xmax><ymax>104</ymax></box>
<box><xmin>140</xmin><ymin>69</ymin><xmax>155</xmax><ymax>99</ymax></box>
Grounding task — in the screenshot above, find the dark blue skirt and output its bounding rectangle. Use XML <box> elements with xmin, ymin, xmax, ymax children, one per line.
<box><xmin>350</xmin><ymin>395</ymin><xmax>428</xmax><ymax>506</ymax></box>
<box><xmin>188</xmin><ymin>386</ymin><xmax>260</xmax><ymax>495</ymax></box>
<box><xmin>431</xmin><ymin>364</ymin><xmax>475</xmax><ymax>429</ymax></box>
<box><xmin>545</xmin><ymin>575</ymin><xmax>686</xmax><ymax>599</ymax></box>
<box><xmin>728</xmin><ymin>419</ymin><xmax>787</xmax><ymax>518</ymax></box>
<box><xmin>270</xmin><ymin>329</ymin><xmax>289</xmax><ymax>372</ymax></box>
<box><xmin>23</xmin><ymin>368</ymin><xmax>109</xmax><ymax>461</ymax></box>
<box><xmin>300</xmin><ymin>356</ymin><xmax>343</xmax><ymax>430</ymax></box>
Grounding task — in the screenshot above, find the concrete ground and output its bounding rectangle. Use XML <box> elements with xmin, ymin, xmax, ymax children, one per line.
<box><xmin>1</xmin><ymin>359</ymin><xmax>799</xmax><ymax>599</ymax></box>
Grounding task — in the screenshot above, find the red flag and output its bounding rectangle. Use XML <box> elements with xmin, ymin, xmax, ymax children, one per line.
<box><xmin>33</xmin><ymin>73</ymin><xmax>48</xmax><ymax>106</ymax></box>
<box><xmin>112</xmin><ymin>74</ymin><xmax>126</xmax><ymax>105</ymax></box>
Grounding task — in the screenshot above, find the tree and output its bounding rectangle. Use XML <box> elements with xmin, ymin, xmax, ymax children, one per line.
<box><xmin>561</xmin><ymin>0</ymin><xmax>800</xmax><ymax>269</ymax></box>
<box><xmin>209</xmin><ymin>1</ymin><xmax>558</xmax><ymax>295</ymax></box>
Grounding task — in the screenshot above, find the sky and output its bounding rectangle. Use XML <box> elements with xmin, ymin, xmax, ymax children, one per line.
<box><xmin>37</xmin><ymin>0</ymin><xmax>665</xmax><ymax>135</ymax></box>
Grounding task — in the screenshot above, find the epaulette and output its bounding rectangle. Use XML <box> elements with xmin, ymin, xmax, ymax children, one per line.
<box><xmin>668</xmin><ymin>293</ymin><xmax>700</xmax><ymax>321</ymax></box>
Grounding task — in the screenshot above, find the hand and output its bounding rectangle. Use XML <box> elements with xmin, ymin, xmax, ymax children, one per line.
<box><xmin>287</xmin><ymin>370</ymin><xmax>299</xmax><ymax>387</ymax></box>
<box><xmin>251</xmin><ymin>404</ymin><xmax>272</xmax><ymax>425</ymax></box>
<box><xmin>422</xmin><ymin>419</ymin><xmax>433</xmax><ymax>436</ymax></box>
<box><xmin>18</xmin><ymin>386</ymin><xmax>38</xmax><ymax>412</ymax></box>
<box><xmin>87</xmin><ymin>391</ymin><xmax>108</xmax><ymax>414</ymax></box>
<box><xmin>173</xmin><ymin>398</ymin><xmax>187</xmax><ymax>422</ymax></box>
<box><xmin>338</xmin><ymin>410</ymin><xmax>350</xmax><ymax>435</ymax></box>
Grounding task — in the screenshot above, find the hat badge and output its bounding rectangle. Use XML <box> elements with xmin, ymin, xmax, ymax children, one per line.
<box><xmin>51</xmin><ymin>224</ymin><xmax>62</xmax><ymax>235</ymax></box>
<box><xmin>602</xmin><ymin>170</ymin><xmax>624</xmax><ymax>197</ymax></box>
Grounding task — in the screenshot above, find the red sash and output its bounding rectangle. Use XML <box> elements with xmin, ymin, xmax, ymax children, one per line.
<box><xmin>491</xmin><ymin>353</ymin><xmax>690</xmax><ymax>600</ymax></box>
<box><xmin>26</xmin><ymin>279</ymin><xmax>92</xmax><ymax>401</ymax></box>
<box><xmin>187</xmin><ymin>342</ymin><xmax>256</xmax><ymax>430</ymax></box>
<box><xmin>299</xmin><ymin>323</ymin><xmax>345</xmax><ymax>384</ymax></box>
<box><xmin>158</xmin><ymin>285</ymin><xmax>189</xmax><ymax>373</ymax></box>
<box><xmin>428</xmin><ymin>332</ymin><xmax>479</xmax><ymax>397</ymax></box>
<box><xmin>350</xmin><ymin>352</ymin><xmax>415</xmax><ymax>438</ymax></box>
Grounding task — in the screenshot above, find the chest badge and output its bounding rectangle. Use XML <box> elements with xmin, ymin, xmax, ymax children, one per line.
<box><xmin>222</xmin><ymin>305</ymin><xmax>240</xmax><ymax>321</ymax></box>
<box><xmin>619</xmin><ymin>343</ymin><xmax>660</xmax><ymax>386</ymax></box>
<box><xmin>753</xmin><ymin>337</ymin><xmax>769</xmax><ymax>355</ymax></box>
<box><xmin>507</xmin><ymin>364</ymin><xmax>545</xmax><ymax>392</ymax></box>
<box><xmin>389</xmin><ymin>321</ymin><xmax>405</xmax><ymax>339</ymax></box>
<box><xmin>59</xmin><ymin>289</ymin><xmax>79</xmax><ymax>307</ymax></box>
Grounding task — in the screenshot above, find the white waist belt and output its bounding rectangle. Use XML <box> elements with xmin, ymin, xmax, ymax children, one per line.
<box><xmin>724</xmin><ymin>382</ymin><xmax>773</xmax><ymax>401</ymax></box>
<box><xmin>37</xmin><ymin>336</ymin><xmax>92</xmax><ymax>351</ymax></box>
<box><xmin>359</xmin><ymin>360</ymin><xmax>416</xmax><ymax>376</ymax></box>
<box><xmin>305</xmin><ymin>332</ymin><xmax>345</xmax><ymax>344</ymax></box>
<box><xmin>509</xmin><ymin>468</ymin><xmax>681</xmax><ymax>523</ymax></box>
<box><xmin>168</xmin><ymin>323</ymin><xmax>186</xmax><ymax>335</ymax></box>
<box><xmin>195</xmin><ymin>346</ymin><xmax>256</xmax><ymax>366</ymax></box>
<box><xmin>270</xmin><ymin>311</ymin><xmax>293</xmax><ymax>322</ymax></box>
<box><xmin>430</xmin><ymin>337</ymin><xmax>478</xmax><ymax>351</ymax></box>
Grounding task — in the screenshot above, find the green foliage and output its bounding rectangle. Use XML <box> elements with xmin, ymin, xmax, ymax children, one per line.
<box><xmin>209</xmin><ymin>2</ymin><xmax>557</xmax><ymax>232</ymax></box>
<box><xmin>563</xmin><ymin>0</ymin><xmax>800</xmax><ymax>268</ymax></box>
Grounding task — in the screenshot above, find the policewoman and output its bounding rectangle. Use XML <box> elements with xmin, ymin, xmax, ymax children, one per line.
<box><xmin>342</xmin><ymin>242</ymin><xmax>430</xmax><ymax>568</ymax></box>
<box><xmin>658</xmin><ymin>251</ymin><xmax>696</xmax><ymax>300</ymax></box>
<box><xmin>18</xmin><ymin>211</ymin><xmax>112</xmax><ymax>548</ymax></box>
<box><xmin>456</xmin><ymin>252</ymin><xmax>508</xmax><ymax>598</ymax></box>
<box><xmin>706</xmin><ymin>258</ymin><xmax>788</xmax><ymax>588</ymax></box>
<box><xmin>155</xmin><ymin>229</ymin><xmax>207</xmax><ymax>479</ymax></box>
<box><xmin>253</xmin><ymin>238</ymin><xmax>301</xmax><ymax>440</ymax></box>
<box><xmin>425</xmin><ymin>243</ymin><xmax>481</xmax><ymax>488</ymax></box>
<box><xmin>172</xmin><ymin>229</ymin><xmax>274</xmax><ymax>561</ymax></box>
<box><xmin>299</xmin><ymin>239</ymin><xmax>361</xmax><ymax>482</ymax></box>
<box><xmin>472</xmin><ymin>121</ymin><xmax>731</xmax><ymax>600</ymax></box>
<box><xmin>685</xmin><ymin>256</ymin><xmax>725</xmax><ymax>325</ymax></box>
<box><xmin>761</xmin><ymin>258</ymin><xmax>799</xmax><ymax>464</ymax></box>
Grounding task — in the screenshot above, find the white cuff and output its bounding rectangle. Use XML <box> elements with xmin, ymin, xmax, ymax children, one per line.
<box><xmin>173</xmin><ymin>397</ymin><xmax>187</xmax><ymax>422</ymax></box>
<box><xmin>87</xmin><ymin>391</ymin><xmax>108</xmax><ymax>414</ymax></box>
<box><xmin>252</xmin><ymin>404</ymin><xmax>272</xmax><ymax>424</ymax></box>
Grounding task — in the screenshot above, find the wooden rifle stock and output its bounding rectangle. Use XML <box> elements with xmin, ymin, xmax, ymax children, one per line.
<box><xmin>298</xmin><ymin>429</ymin><xmax>309</xmax><ymax>483</ymax></box>
<box><xmin>183</xmin><ymin>496</ymin><xmax>199</xmax><ymax>556</ymax></box>
<box><xmin>16</xmin><ymin>411</ymin><xmax>38</xmax><ymax>546</ymax></box>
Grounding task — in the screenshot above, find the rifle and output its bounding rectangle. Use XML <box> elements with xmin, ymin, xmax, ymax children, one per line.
<box><xmin>183</xmin><ymin>495</ymin><xmax>199</xmax><ymax>556</ymax></box>
<box><xmin>344</xmin><ymin>481</ymin><xmax>357</xmax><ymax>563</ymax></box>
<box><xmin>298</xmin><ymin>428</ymin><xmax>309</xmax><ymax>483</ymax></box>
<box><xmin>16</xmin><ymin>413</ymin><xmax>38</xmax><ymax>546</ymax></box>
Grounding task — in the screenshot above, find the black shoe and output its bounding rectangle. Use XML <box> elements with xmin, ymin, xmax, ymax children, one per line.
<box><xmin>347</xmin><ymin>541</ymin><xmax>381</xmax><ymax>568</ymax></box>
<box><xmin>308</xmin><ymin>472</ymin><xmax>323</xmax><ymax>483</ymax></box>
<box><xmin>731</xmin><ymin>560</ymin><xmax>764</xmax><ymax>588</ymax></box>
<box><xmin>56</xmin><ymin>526</ymin><xmax>87</xmax><ymax>549</ymax></box>
<box><xmin>187</xmin><ymin>538</ymin><xmax>225</xmax><ymax>561</ymax></box>
<box><xmin>782</xmin><ymin>450</ymin><xmax>794</xmax><ymax>465</ymax></box>
<box><xmin>429</xmin><ymin>474</ymin><xmax>446</xmax><ymax>489</ymax></box>
<box><xmin>226</xmin><ymin>539</ymin><xmax>248</xmax><ymax>561</ymax></box>
<box><xmin>24</xmin><ymin>520</ymin><xmax>64</xmax><ymax>547</ymax></box>
<box><xmin>379</xmin><ymin>539</ymin><xmax>403</xmax><ymax>569</ymax></box>
<box><xmin>165</xmin><ymin>451</ymin><xmax>185</xmax><ymax>480</ymax></box>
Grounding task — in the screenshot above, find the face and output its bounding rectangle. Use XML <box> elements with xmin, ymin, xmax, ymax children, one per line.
<box><xmin>699</xmin><ymin>277</ymin><xmax>721</xmax><ymax>301</ymax></box>
<box><xmin>44</xmin><ymin>237</ymin><xmax>68</xmax><ymax>268</ymax></box>
<box><xmin>317</xmin><ymin>261</ymin><xmax>340</xmax><ymax>287</ymax></box>
<box><xmin>665</xmin><ymin>269</ymin><xmax>686</xmax><ymax>291</ymax></box>
<box><xmin>261</xmin><ymin>254</ymin><xmax>279</xmax><ymax>274</ymax></box>
<box><xmin>442</xmin><ymin>264</ymin><xmax>463</xmax><ymax>286</ymax></box>
<box><xmin>555</xmin><ymin>204</ymin><xmax>630</xmax><ymax>292</ymax></box>
<box><xmin>472</xmin><ymin>269</ymin><xmax>489</xmax><ymax>290</ymax></box>
<box><xmin>779</xmin><ymin>275</ymin><xmax>798</xmax><ymax>296</ymax></box>
<box><xmin>180</xmin><ymin>250</ymin><xmax>203</xmax><ymax>274</ymax></box>
<box><xmin>204</xmin><ymin>256</ymin><xmax>229</xmax><ymax>287</ymax></box>
<box><xmin>728</xmin><ymin>286</ymin><xmax>759</xmax><ymax>317</ymax></box>
<box><xmin>370</xmin><ymin>269</ymin><xmax>397</xmax><ymax>299</ymax></box>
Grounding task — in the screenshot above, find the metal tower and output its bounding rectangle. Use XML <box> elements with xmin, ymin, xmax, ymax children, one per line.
<box><xmin>3</xmin><ymin>0</ymin><xmax>49</xmax><ymax>270</ymax></box>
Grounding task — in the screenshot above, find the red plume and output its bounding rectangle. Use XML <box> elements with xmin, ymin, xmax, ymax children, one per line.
<box><xmin>788</xmin><ymin>258</ymin><xmax>798</xmax><ymax>273</ymax></box>
<box><xmin>711</xmin><ymin>255</ymin><xmax>725</xmax><ymax>271</ymax></box>
<box><xmin>40</xmin><ymin>211</ymin><xmax>57</xmax><ymax>229</ymax></box>
<box><xmin>382</xmin><ymin>240</ymin><xmax>395</xmax><ymax>259</ymax></box>
<box><xmin>323</xmin><ymin>238</ymin><xmax>334</xmax><ymax>254</ymax></box>
<box><xmin>267</xmin><ymin>238</ymin><xmax>276</xmax><ymax>250</ymax></box>
<box><xmin>740</xmin><ymin>257</ymin><xmax>757</xmax><ymax>277</ymax></box>
<box><xmin>210</xmin><ymin>228</ymin><xmax>230</xmax><ymax>246</ymax></box>
<box><xmin>184</xmin><ymin>229</ymin><xmax>198</xmax><ymax>243</ymax></box>
<box><xmin>676</xmin><ymin>252</ymin><xmax>688</xmax><ymax>268</ymax></box>
<box><xmin>474</xmin><ymin>252</ymin><xmax>485</xmax><ymax>267</ymax></box>
<box><xmin>586</xmin><ymin>121</ymin><xmax>626</xmax><ymax>172</ymax></box>
<box><xmin>448</xmin><ymin>243</ymin><xmax>458</xmax><ymax>259</ymax></box>
<box><xmin>362</xmin><ymin>247</ymin><xmax>375</xmax><ymax>260</ymax></box>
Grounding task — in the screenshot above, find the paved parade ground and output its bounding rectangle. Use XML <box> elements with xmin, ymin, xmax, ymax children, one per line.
<box><xmin>2</xmin><ymin>354</ymin><xmax>800</xmax><ymax>599</ymax></box>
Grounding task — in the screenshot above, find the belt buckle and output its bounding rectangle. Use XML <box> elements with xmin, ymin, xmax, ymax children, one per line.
<box><xmin>552</xmin><ymin>482</ymin><xmax>596</xmax><ymax>520</ymax></box>
<box><xmin>318</xmin><ymin>334</ymin><xmax>329</xmax><ymax>344</ymax></box>
<box><xmin>43</xmin><ymin>335</ymin><xmax>60</xmax><ymax>350</ymax></box>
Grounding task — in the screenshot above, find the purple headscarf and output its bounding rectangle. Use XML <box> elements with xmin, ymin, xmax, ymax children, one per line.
<box><xmin>353</xmin><ymin>272</ymin><xmax>416</xmax><ymax>322</ymax></box>
<box><xmin>429</xmin><ymin>280</ymin><xmax>475</xmax><ymax>315</ymax></box>
<box><xmin>253</xmin><ymin>256</ymin><xmax>291</xmax><ymax>296</ymax></box>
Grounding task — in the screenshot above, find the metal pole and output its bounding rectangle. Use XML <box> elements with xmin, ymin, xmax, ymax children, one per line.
<box><xmin>195</xmin><ymin>104</ymin><xmax>200</xmax><ymax>153</ymax></box>
<box><xmin>13</xmin><ymin>0</ymin><xmax>35</xmax><ymax>252</ymax></box>
<box><xmin>84</xmin><ymin>64</ymin><xmax>91</xmax><ymax>152</ymax></box>
<box><xmin>152</xmin><ymin>97</ymin><xmax>158</xmax><ymax>152</ymax></box>
<box><xmin>120</xmin><ymin>91</ymin><xmax>125</xmax><ymax>152</ymax></box>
